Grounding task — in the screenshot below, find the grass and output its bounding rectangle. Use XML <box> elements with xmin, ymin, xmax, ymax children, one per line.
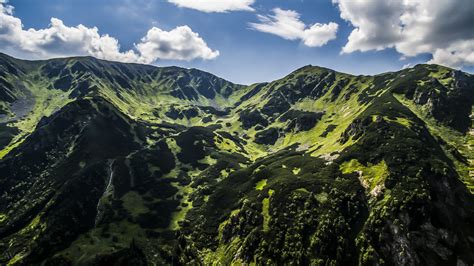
<box><xmin>57</xmin><ymin>221</ymin><xmax>144</xmax><ymax>264</ymax></box>
<box><xmin>255</xmin><ymin>179</ymin><xmax>267</xmax><ymax>190</ymax></box>
<box><xmin>340</xmin><ymin>159</ymin><xmax>389</xmax><ymax>195</ymax></box>
<box><xmin>167</xmin><ymin>182</ymin><xmax>193</xmax><ymax>231</ymax></box>
<box><xmin>198</xmin><ymin>155</ymin><xmax>218</xmax><ymax>167</ymax></box>
<box><xmin>428</xmin><ymin>66</ymin><xmax>453</xmax><ymax>86</ymax></box>
<box><xmin>287</xmin><ymin>76</ymin><xmax>374</xmax><ymax>157</ymax></box>
<box><xmin>6</xmin><ymin>213</ymin><xmax>46</xmax><ymax>264</ymax></box>
<box><xmin>121</xmin><ymin>191</ymin><xmax>149</xmax><ymax>217</ymax></box>
<box><xmin>218</xmin><ymin>209</ymin><xmax>240</xmax><ymax>240</ymax></box>
<box><xmin>391</xmin><ymin>117</ymin><xmax>412</xmax><ymax>128</ymax></box>
<box><xmin>202</xmin><ymin>236</ymin><xmax>244</xmax><ymax>265</ymax></box>
<box><xmin>0</xmin><ymin>137</ymin><xmax>26</xmax><ymax>159</ymax></box>
<box><xmin>220</xmin><ymin>169</ymin><xmax>231</xmax><ymax>179</ymax></box>
<box><xmin>214</xmin><ymin>134</ymin><xmax>241</xmax><ymax>154</ymax></box>
<box><xmin>315</xmin><ymin>191</ymin><xmax>328</xmax><ymax>203</ymax></box>
<box><xmin>1</xmin><ymin>55</ymin><xmax>472</xmax><ymax>264</ymax></box>
<box><xmin>372</xmin><ymin>115</ymin><xmax>413</xmax><ymax>128</ymax></box>
<box><xmin>395</xmin><ymin>94</ymin><xmax>474</xmax><ymax>193</ymax></box>
<box><xmin>8</xmin><ymin>251</ymin><xmax>27</xmax><ymax>266</ymax></box>
<box><xmin>203</xmin><ymin>69</ymin><xmax>369</xmax><ymax>163</ymax></box>
<box><xmin>0</xmin><ymin>86</ymin><xmax>72</xmax><ymax>158</ymax></box>
<box><xmin>292</xmin><ymin>167</ymin><xmax>301</xmax><ymax>175</ymax></box>
<box><xmin>262</xmin><ymin>189</ymin><xmax>274</xmax><ymax>232</ymax></box>
<box><xmin>0</xmin><ymin>213</ymin><xmax>6</xmax><ymax>223</ymax></box>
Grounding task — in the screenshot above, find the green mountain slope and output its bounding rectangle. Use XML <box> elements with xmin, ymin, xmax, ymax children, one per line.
<box><xmin>0</xmin><ymin>53</ymin><xmax>473</xmax><ymax>265</ymax></box>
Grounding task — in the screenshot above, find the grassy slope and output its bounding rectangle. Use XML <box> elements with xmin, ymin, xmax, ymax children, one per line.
<box><xmin>0</xmin><ymin>54</ymin><xmax>473</xmax><ymax>264</ymax></box>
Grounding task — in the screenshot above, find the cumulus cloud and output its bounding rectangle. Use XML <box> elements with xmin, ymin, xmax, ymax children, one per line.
<box><xmin>429</xmin><ymin>40</ymin><xmax>474</xmax><ymax>67</ymax></box>
<box><xmin>167</xmin><ymin>0</ymin><xmax>255</xmax><ymax>13</ymax></box>
<box><xmin>0</xmin><ymin>1</ymin><xmax>219</xmax><ymax>63</ymax></box>
<box><xmin>333</xmin><ymin>0</ymin><xmax>474</xmax><ymax>67</ymax></box>
<box><xmin>249</xmin><ymin>8</ymin><xmax>338</xmax><ymax>47</ymax></box>
<box><xmin>136</xmin><ymin>26</ymin><xmax>219</xmax><ymax>61</ymax></box>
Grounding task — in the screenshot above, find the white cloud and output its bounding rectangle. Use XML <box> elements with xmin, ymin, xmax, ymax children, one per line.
<box><xmin>333</xmin><ymin>0</ymin><xmax>474</xmax><ymax>68</ymax></box>
<box><xmin>429</xmin><ymin>40</ymin><xmax>474</xmax><ymax>67</ymax></box>
<box><xmin>0</xmin><ymin>1</ymin><xmax>219</xmax><ymax>63</ymax></box>
<box><xmin>302</xmin><ymin>23</ymin><xmax>339</xmax><ymax>47</ymax></box>
<box><xmin>167</xmin><ymin>0</ymin><xmax>255</xmax><ymax>13</ymax></box>
<box><xmin>136</xmin><ymin>26</ymin><xmax>219</xmax><ymax>61</ymax></box>
<box><xmin>249</xmin><ymin>8</ymin><xmax>338</xmax><ymax>47</ymax></box>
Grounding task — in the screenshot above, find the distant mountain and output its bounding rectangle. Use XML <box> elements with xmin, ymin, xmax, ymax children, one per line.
<box><xmin>0</xmin><ymin>53</ymin><xmax>473</xmax><ymax>265</ymax></box>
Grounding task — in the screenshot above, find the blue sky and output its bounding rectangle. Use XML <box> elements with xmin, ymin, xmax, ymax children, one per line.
<box><xmin>3</xmin><ymin>0</ymin><xmax>473</xmax><ymax>84</ymax></box>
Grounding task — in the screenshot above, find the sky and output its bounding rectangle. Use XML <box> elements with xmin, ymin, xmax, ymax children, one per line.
<box><xmin>1</xmin><ymin>0</ymin><xmax>473</xmax><ymax>84</ymax></box>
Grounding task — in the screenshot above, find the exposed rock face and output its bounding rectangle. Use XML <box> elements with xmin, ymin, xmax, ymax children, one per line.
<box><xmin>0</xmin><ymin>53</ymin><xmax>473</xmax><ymax>265</ymax></box>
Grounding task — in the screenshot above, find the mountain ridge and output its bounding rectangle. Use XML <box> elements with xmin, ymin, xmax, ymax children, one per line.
<box><xmin>0</xmin><ymin>53</ymin><xmax>473</xmax><ymax>265</ymax></box>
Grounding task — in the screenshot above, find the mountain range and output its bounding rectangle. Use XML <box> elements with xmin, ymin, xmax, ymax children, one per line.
<box><xmin>0</xmin><ymin>52</ymin><xmax>473</xmax><ymax>265</ymax></box>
